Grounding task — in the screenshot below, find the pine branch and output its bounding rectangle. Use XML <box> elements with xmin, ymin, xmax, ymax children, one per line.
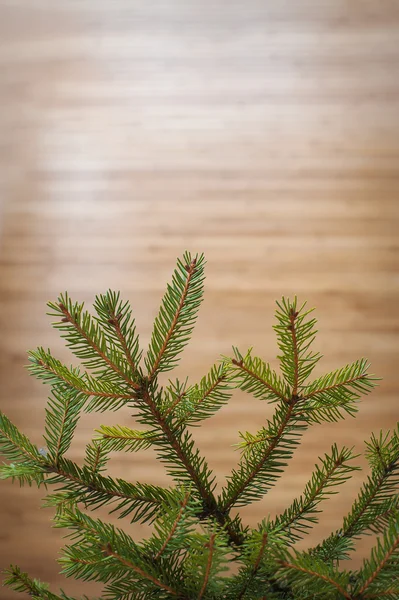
<box><xmin>28</xmin><ymin>348</ymin><xmax>135</xmax><ymax>409</ymax></box>
<box><xmin>236</xmin><ymin>533</ymin><xmax>268</xmax><ymax>599</ymax></box>
<box><xmin>273</xmin><ymin>297</ymin><xmax>320</xmax><ymax>391</ymax></box>
<box><xmin>163</xmin><ymin>362</ymin><xmax>233</xmax><ymax>426</ymax></box>
<box><xmin>355</xmin><ymin>513</ymin><xmax>399</xmax><ymax>597</ymax></box>
<box><xmin>197</xmin><ymin>533</ymin><xmax>216</xmax><ymax>599</ymax></box>
<box><xmin>93</xmin><ymin>290</ymin><xmax>142</xmax><ymax>376</ymax></box>
<box><xmin>47</xmin><ymin>293</ymin><xmax>139</xmax><ymax>389</ymax></box>
<box><xmin>2</xmin><ymin>566</ymin><xmax>82</xmax><ymax>600</ymax></box>
<box><xmin>95</xmin><ymin>424</ymin><xmax>158</xmax><ymax>453</ymax></box>
<box><xmin>300</xmin><ymin>358</ymin><xmax>377</xmax><ymax>424</ymax></box>
<box><xmin>272</xmin><ymin>445</ymin><xmax>358</xmax><ymax>543</ymax></box>
<box><xmin>45</xmin><ymin>456</ymin><xmax>178</xmax><ymax>523</ymax></box>
<box><xmin>44</xmin><ymin>389</ymin><xmax>85</xmax><ymax>463</ymax></box>
<box><xmin>220</xmin><ymin>400</ymin><xmax>307</xmax><ymax>510</ymax></box>
<box><xmin>277</xmin><ymin>554</ymin><xmax>352</xmax><ymax>599</ymax></box>
<box><xmin>145</xmin><ymin>252</ymin><xmax>205</xmax><ymax>379</ymax></box>
<box><xmin>137</xmin><ymin>383</ymin><xmax>245</xmax><ymax>546</ymax></box>
<box><xmin>227</xmin><ymin>348</ymin><xmax>289</xmax><ymax>404</ymax></box>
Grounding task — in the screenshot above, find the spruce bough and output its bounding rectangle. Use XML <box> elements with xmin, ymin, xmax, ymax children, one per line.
<box><xmin>1</xmin><ymin>252</ymin><xmax>398</xmax><ymax>599</ymax></box>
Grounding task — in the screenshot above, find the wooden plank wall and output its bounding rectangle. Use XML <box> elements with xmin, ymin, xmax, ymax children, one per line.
<box><xmin>0</xmin><ymin>2</ymin><xmax>398</xmax><ymax>596</ymax></box>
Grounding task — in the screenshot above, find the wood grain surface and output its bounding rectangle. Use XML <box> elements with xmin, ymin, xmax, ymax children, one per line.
<box><xmin>0</xmin><ymin>1</ymin><xmax>399</xmax><ymax>597</ymax></box>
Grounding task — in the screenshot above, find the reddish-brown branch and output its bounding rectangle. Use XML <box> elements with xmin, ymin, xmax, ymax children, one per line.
<box><xmin>58</xmin><ymin>304</ymin><xmax>139</xmax><ymax>390</ymax></box>
<box><xmin>148</xmin><ymin>258</ymin><xmax>197</xmax><ymax>380</ymax></box>
<box><xmin>357</xmin><ymin>533</ymin><xmax>399</xmax><ymax>595</ymax></box>
<box><xmin>278</xmin><ymin>560</ymin><xmax>352</xmax><ymax>599</ymax></box>
<box><xmin>231</xmin><ymin>359</ymin><xmax>289</xmax><ymax>403</ymax></box>
<box><xmin>154</xmin><ymin>492</ymin><xmax>190</xmax><ymax>560</ymax></box>
<box><xmin>198</xmin><ymin>534</ymin><xmax>216</xmax><ymax>600</ymax></box>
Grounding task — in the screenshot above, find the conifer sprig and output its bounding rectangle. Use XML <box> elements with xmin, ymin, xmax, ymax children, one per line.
<box><xmin>0</xmin><ymin>253</ymin><xmax>396</xmax><ymax>600</ymax></box>
<box><xmin>47</xmin><ymin>293</ymin><xmax>139</xmax><ymax>388</ymax></box>
<box><xmin>28</xmin><ymin>348</ymin><xmax>135</xmax><ymax>410</ymax></box>
<box><xmin>272</xmin><ymin>444</ymin><xmax>359</xmax><ymax>543</ymax></box>
<box><xmin>145</xmin><ymin>252</ymin><xmax>205</xmax><ymax>379</ymax></box>
<box><xmin>3</xmin><ymin>566</ymin><xmax>83</xmax><ymax>600</ymax></box>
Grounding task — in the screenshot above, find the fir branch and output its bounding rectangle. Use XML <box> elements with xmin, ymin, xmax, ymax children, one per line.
<box><xmin>154</xmin><ymin>492</ymin><xmax>191</xmax><ymax>560</ymax></box>
<box><xmin>165</xmin><ymin>362</ymin><xmax>233</xmax><ymax>426</ymax></box>
<box><xmin>103</xmin><ymin>545</ymin><xmax>179</xmax><ymax>596</ymax></box>
<box><xmin>311</xmin><ymin>427</ymin><xmax>399</xmax><ymax>563</ymax></box>
<box><xmin>355</xmin><ymin>514</ymin><xmax>399</xmax><ymax>597</ymax></box>
<box><xmin>58</xmin><ymin>508</ymin><xmax>186</xmax><ymax>598</ymax></box>
<box><xmin>95</xmin><ymin>424</ymin><xmax>158</xmax><ymax>453</ymax></box>
<box><xmin>138</xmin><ymin>384</ymin><xmax>245</xmax><ymax>546</ymax></box>
<box><xmin>84</xmin><ymin>441</ymin><xmax>109</xmax><ymax>476</ymax></box>
<box><xmin>220</xmin><ymin>400</ymin><xmax>307</xmax><ymax>510</ymax></box>
<box><xmin>237</xmin><ymin>533</ymin><xmax>268</xmax><ymax>600</ymax></box>
<box><xmin>277</xmin><ymin>555</ymin><xmax>352</xmax><ymax>599</ymax></box>
<box><xmin>228</xmin><ymin>348</ymin><xmax>289</xmax><ymax>404</ymax></box>
<box><xmin>44</xmin><ymin>389</ymin><xmax>85</xmax><ymax>463</ymax></box>
<box><xmin>272</xmin><ymin>445</ymin><xmax>358</xmax><ymax>543</ymax></box>
<box><xmin>300</xmin><ymin>358</ymin><xmax>377</xmax><ymax>424</ymax></box>
<box><xmin>28</xmin><ymin>348</ymin><xmax>135</xmax><ymax>404</ymax></box>
<box><xmin>197</xmin><ymin>533</ymin><xmax>216</xmax><ymax>599</ymax></box>
<box><xmin>93</xmin><ymin>290</ymin><xmax>142</xmax><ymax>377</ymax></box>
<box><xmin>145</xmin><ymin>252</ymin><xmax>205</xmax><ymax>379</ymax></box>
<box><xmin>47</xmin><ymin>293</ymin><xmax>139</xmax><ymax>389</ymax></box>
<box><xmin>0</xmin><ymin>412</ymin><xmax>43</xmax><ymax>465</ymax></box>
<box><xmin>2</xmin><ymin>566</ymin><xmax>80</xmax><ymax>600</ymax></box>
<box><xmin>273</xmin><ymin>297</ymin><xmax>320</xmax><ymax>390</ymax></box>
<box><xmin>45</xmin><ymin>456</ymin><xmax>176</xmax><ymax>523</ymax></box>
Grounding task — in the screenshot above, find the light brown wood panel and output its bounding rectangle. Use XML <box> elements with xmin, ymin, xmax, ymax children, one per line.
<box><xmin>0</xmin><ymin>1</ymin><xmax>399</xmax><ymax>597</ymax></box>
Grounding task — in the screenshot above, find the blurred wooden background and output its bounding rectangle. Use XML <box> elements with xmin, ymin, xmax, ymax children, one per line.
<box><xmin>0</xmin><ymin>1</ymin><xmax>399</xmax><ymax>597</ymax></box>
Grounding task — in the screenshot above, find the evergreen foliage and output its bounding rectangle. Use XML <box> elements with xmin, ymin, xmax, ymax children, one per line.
<box><xmin>1</xmin><ymin>252</ymin><xmax>397</xmax><ymax>599</ymax></box>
